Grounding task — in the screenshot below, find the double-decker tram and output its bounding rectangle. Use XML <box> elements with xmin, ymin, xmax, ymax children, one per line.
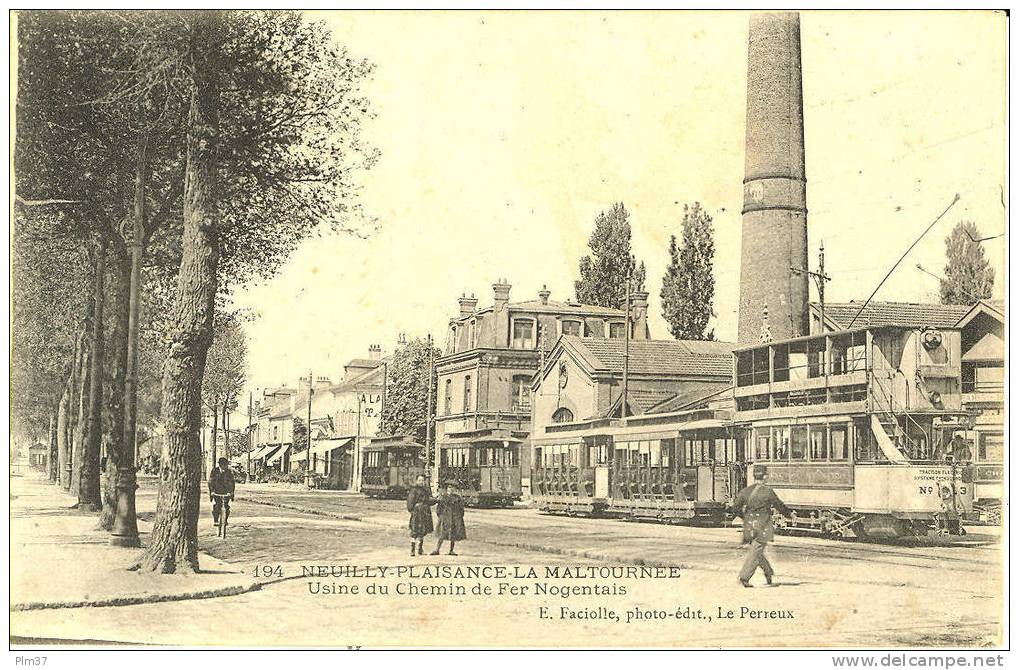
<box><xmin>733</xmin><ymin>325</ymin><xmax>975</xmax><ymax>540</ymax></box>
<box><xmin>531</xmin><ymin>404</ymin><xmax>746</xmax><ymax>523</ymax></box>
<box><xmin>437</xmin><ymin>428</ymin><xmax>524</xmax><ymax>507</ymax></box>
<box><xmin>360</xmin><ymin>435</ymin><xmax>427</xmax><ymax>499</ymax></box>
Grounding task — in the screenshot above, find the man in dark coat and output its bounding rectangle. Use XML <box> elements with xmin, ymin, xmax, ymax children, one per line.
<box><xmin>431</xmin><ymin>482</ymin><xmax>467</xmax><ymax>556</ymax></box>
<box><xmin>209</xmin><ymin>457</ymin><xmax>236</xmax><ymax>524</ymax></box>
<box><xmin>729</xmin><ymin>465</ymin><xmax>792</xmax><ymax>587</ymax></box>
<box><xmin>406</xmin><ymin>475</ymin><xmax>435</xmax><ymax>556</ymax></box>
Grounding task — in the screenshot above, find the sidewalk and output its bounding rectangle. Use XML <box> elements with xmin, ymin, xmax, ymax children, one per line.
<box><xmin>10</xmin><ymin>472</ymin><xmax>260</xmax><ymax>611</ymax></box>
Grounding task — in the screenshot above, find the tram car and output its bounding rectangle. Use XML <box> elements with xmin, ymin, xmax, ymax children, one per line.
<box><xmin>360</xmin><ymin>435</ymin><xmax>427</xmax><ymax>499</ymax></box>
<box><xmin>531</xmin><ymin>403</ymin><xmax>745</xmax><ymax>523</ymax></box>
<box><xmin>733</xmin><ymin>325</ymin><xmax>975</xmax><ymax>539</ymax></box>
<box><xmin>436</xmin><ymin>427</ymin><xmax>524</xmax><ymax>507</ymax></box>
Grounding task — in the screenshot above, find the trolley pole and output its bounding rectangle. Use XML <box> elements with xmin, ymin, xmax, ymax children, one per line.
<box><xmin>622</xmin><ymin>273</ymin><xmax>631</xmax><ymax>423</ymax></box>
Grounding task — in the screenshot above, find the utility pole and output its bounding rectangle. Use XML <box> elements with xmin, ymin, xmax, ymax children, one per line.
<box><xmin>426</xmin><ymin>334</ymin><xmax>436</xmax><ymax>491</ymax></box>
<box><xmin>306</xmin><ymin>371</ymin><xmax>313</xmax><ymax>478</ymax></box>
<box><xmin>247</xmin><ymin>391</ymin><xmax>253</xmax><ymax>479</ymax></box>
<box><xmin>622</xmin><ymin>273</ymin><xmax>631</xmax><ymax>423</ymax></box>
<box><xmin>791</xmin><ymin>241</ymin><xmax>832</xmax><ymax>333</ymax></box>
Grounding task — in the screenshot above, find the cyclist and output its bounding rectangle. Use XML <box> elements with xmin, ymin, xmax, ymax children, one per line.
<box><xmin>209</xmin><ymin>457</ymin><xmax>236</xmax><ymax>526</ymax></box>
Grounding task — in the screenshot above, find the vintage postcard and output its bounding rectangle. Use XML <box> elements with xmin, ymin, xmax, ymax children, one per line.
<box><xmin>8</xmin><ymin>8</ymin><xmax>1008</xmax><ymax>655</ymax></box>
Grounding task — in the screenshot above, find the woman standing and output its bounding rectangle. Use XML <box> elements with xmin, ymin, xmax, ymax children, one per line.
<box><xmin>406</xmin><ymin>475</ymin><xmax>435</xmax><ymax>556</ymax></box>
<box><xmin>431</xmin><ymin>482</ymin><xmax>466</xmax><ymax>556</ymax></box>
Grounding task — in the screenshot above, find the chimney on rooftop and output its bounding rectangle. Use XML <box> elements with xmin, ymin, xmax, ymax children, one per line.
<box><xmin>630</xmin><ymin>291</ymin><xmax>650</xmax><ymax>340</ymax></box>
<box><xmin>538</xmin><ymin>285</ymin><xmax>551</xmax><ymax>305</ymax></box>
<box><xmin>492</xmin><ymin>278</ymin><xmax>512</xmax><ymax>307</ymax></box>
<box><xmin>368</xmin><ymin>344</ymin><xmax>382</xmax><ymax>361</ymax></box>
<box><xmin>458</xmin><ymin>293</ymin><xmax>478</xmax><ymax>317</ymax></box>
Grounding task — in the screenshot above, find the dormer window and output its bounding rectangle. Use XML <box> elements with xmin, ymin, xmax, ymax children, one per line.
<box><xmin>448</xmin><ymin>326</ymin><xmax>457</xmax><ymax>354</ymax></box>
<box><xmin>468</xmin><ymin>320</ymin><xmax>477</xmax><ymax>349</ymax></box>
<box><xmin>561</xmin><ymin>320</ymin><xmax>582</xmax><ymax>337</ymax></box>
<box><xmin>512</xmin><ymin>319</ymin><xmax>535</xmax><ymax>349</ymax></box>
<box><xmin>608</xmin><ymin>321</ymin><xmax>627</xmax><ymax>339</ymax></box>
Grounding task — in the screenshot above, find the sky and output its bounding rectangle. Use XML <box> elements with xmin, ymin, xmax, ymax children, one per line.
<box><xmin>229</xmin><ymin>10</ymin><xmax>1007</xmax><ymax>404</ymax></box>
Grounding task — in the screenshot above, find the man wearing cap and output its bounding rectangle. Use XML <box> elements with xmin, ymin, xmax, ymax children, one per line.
<box><xmin>729</xmin><ymin>465</ymin><xmax>792</xmax><ymax>587</ymax></box>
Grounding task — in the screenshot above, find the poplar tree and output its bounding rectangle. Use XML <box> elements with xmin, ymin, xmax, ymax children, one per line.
<box><xmin>379</xmin><ymin>338</ymin><xmax>441</xmax><ymax>445</ymax></box>
<box><xmin>574</xmin><ymin>202</ymin><xmax>647</xmax><ymax>309</ymax></box>
<box><xmin>940</xmin><ymin>221</ymin><xmax>995</xmax><ymax>304</ymax></box>
<box><xmin>660</xmin><ymin>202</ymin><xmax>716</xmax><ymax>340</ymax></box>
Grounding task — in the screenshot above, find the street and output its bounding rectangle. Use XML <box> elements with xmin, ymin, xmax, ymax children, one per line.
<box><xmin>10</xmin><ymin>478</ymin><xmax>1003</xmax><ymax>648</ymax></box>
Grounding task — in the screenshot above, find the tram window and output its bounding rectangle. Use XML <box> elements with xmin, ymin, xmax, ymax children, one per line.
<box><xmin>773</xmin><ymin>344</ymin><xmax>790</xmax><ymax>382</ymax></box>
<box><xmin>788</xmin><ymin>341</ymin><xmax>808</xmax><ymax>381</ymax></box>
<box><xmin>587</xmin><ymin>444</ymin><xmax>608</xmax><ymax>466</ymax></box>
<box><xmin>808</xmin><ymin>337</ymin><xmax>826</xmax><ymax>378</ymax></box>
<box><xmin>790</xmin><ymin>426</ymin><xmax>808</xmax><ymax>460</ymax></box>
<box><xmin>752</xmin><ymin>348</ymin><xmax>770</xmax><ymax>385</ymax></box>
<box><xmin>639</xmin><ymin>441</ymin><xmax>652</xmax><ymax>467</ymax></box>
<box><xmin>661</xmin><ymin>439</ymin><xmax>675</xmax><ymax>468</ymax></box>
<box><xmin>649</xmin><ymin>441</ymin><xmax>662</xmax><ymax>466</ymax></box>
<box><xmin>772</xmin><ymin>426</ymin><xmax>789</xmax><ymax>460</ymax></box>
<box><xmin>507</xmin><ymin>448</ymin><xmax>519</xmax><ymax>466</ymax></box>
<box><xmin>809</xmin><ymin>425</ymin><xmax>829</xmax><ymax>460</ymax></box>
<box><xmin>754</xmin><ymin>432</ymin><xmax>771</xmax><ymax>460</ymax></box>
<box><xmin>479</xmin><ymin>449</ymin><xmax>489</xmax><ymax>466</ymax></box>
<box><xmin>979</xmin><ymin>434</ymin><xmax>1003</xmax><ymax>462</ymax></box>
<box><xmin>829</xmin><ymin>425</ymin><xmax>848</xmax><ymax>460</ymax></box>
<box><xmin>736</xmin><ymin>351</ymin><xmax>753</xmax><ymax>386</ymax></box>
<box><xmin>853</xmin><ymin>419</ymin><xmax>876</xmax><ymax>461</ymax></box>
<box><xmin>713</xmin><ymin>438</ymin><xmax>728</xmax><ymax>464</ymax></box>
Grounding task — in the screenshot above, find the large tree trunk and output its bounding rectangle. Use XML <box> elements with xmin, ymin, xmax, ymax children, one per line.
<box><xmin>70</xmin><ymin>348</ymin><xmax>91</xmax><ymax>498</ymax></box>
<box><xmin>78</xmin><ymin>238</ymin><xmax>107</xmax><ymax>512</ymax></box>
<box><xmin>140</xmin><ymin>12</ymin><xmax>221</xmax><ymax>574</ymax></box>
<box><xmin>99</xmin><ymin>248</ymin><xmax>130</xmax><ymax>529</ymax></box>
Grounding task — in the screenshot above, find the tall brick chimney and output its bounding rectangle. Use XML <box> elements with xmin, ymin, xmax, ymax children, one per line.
<box><xmin>738</xmin><ymin>12</ymin><xmax>810</xmax><ymax>345</ymax></box>
<box><xmin>630</xmin><ymin>291</ymin><xmax>650</xmax><ymax>340</ymax></box>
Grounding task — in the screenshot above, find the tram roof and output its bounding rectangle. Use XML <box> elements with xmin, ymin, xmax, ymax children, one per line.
<box><xmin>733</xmin><ymin>323</ymin><xmax>960</xmax><ymax>353</ymax></box>
<box><xmin>366</xmin><ymin>435</ymin><xmax>422</xmax><ymax>450</ymax></box>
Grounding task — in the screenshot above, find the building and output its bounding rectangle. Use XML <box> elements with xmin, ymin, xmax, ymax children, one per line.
<box><xmin>530</xmin><ymin>335</ymin><xmax>734</xmax><ymax>440</ymax></box>
<box><xmin>812</xmin><ymin>299</ymin><xmax>1005</xmax><ymax>519</ymax></box>
<box><xmin>435</xmin><ymin>280</ymin><xmax>651</xmax><ymax>493</ymax></box>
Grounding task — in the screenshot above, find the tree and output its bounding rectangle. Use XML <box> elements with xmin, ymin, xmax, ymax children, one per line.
<box><xmin>140</xmin><ymin>10</ymin><xmax>376</xmax><ymax>573</ymax></box>
<box><xmin>574</xmin><ymin>202</ymin><xmax>646</xmax><ymax>309</ymax></box>
<box><xmin>202</xmin><ymin>315</ymin><xmax>248</xmax><ymax>469</ymax></box>
<box><xmin>940</xmin><ymin>221</ymin><xmax>995</xmax><ymax>304</ymax></box>
<box><xmin>379</xmin><ymin>338</ymin><xmax>441</xmax><ymax>445</ymax></box>
<box><xmin>660</xmin><ymin>202</ymin><xmax>716</xmax><ymax>340</ymax></box>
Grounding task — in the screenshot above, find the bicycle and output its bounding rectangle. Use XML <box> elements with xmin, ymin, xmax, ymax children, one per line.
<box><xmin>212</xmin><ymin>493</ymin><xmax>232</xmax><ymax>539</ymax></box>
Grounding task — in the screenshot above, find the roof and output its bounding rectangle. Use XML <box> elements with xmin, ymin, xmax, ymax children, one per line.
<box><xmin>956</xmin><ymin>299</ymin><xmax>1005</xmax><ymax>330</ymax></box>
<box><xmin>645</xmin><ymin>383</ymin><xmax>733</xmax><ymax>414</ymax></box>
<box><xmin>452</xmin><ymin>298</ymin><xmax>626</xmax><ymax>324</ymax></box>
<box><xmin>962</xmin><ymin>331</ymin><xmax>1004</xmax><ymax>362</ymax></box>
<box><xmin>815</xmin><ymin>301</ymin><xmax>972</xmax><ymax>329</ymax></box>
<box><xmin>330</xmin><ymin>364</ymin><xmax>385</xmax><ymax>394</ymax></box>
<box><xmin>601</xmin><ymin>388</ymin><xmax>679</xmax><ymax>419</ymax></box>
<box><xmin>561</xmin><ymin>335</ymin><xmax>734</xmax><ymax>378</ymax></box>
<box><xmin>345</xmin><ymin>358</ymin><xmax>384</xmax><ymax>370</ymax></box>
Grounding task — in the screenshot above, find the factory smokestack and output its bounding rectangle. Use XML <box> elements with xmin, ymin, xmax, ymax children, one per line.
<box><xmin>738</xmin><ymin>12</ymin><xmax>810</xmax><ymax>345</ymax></box>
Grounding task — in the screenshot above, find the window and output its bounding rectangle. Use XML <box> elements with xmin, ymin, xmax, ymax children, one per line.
<box><xmin>511</xmin><ymin>375</ymin><xmax>531</xmax><ymax>411</ymax></box>
<box><xmin>809</xmin><ymin>425</ymin><xmax>829</xmax><ymax>460</ymax></box>
<box><xmin>447</xmin><ymin>327</ymin><xmax>457</xmax><ymax>354</ymax></box>
<box><xmin>830</xmin><ymin>424</ymin><xmax>848</xmax><ymax>460</ymax></box>
<box><xmin>979</xmin><ymin>433</ymin><xmax>1004</xmax><ymax>462</ymax></box>
<box><xmin>444</xmin><ymin>379</ymin><xmax>453</xmax><ymax>415</ymax></box>
<box><xmin>608</xmin><ymin>322</ymin><xmax>626</xmax><ymax>339</ymax></box>
<box><xmin>754</xmin><ymin>431</ymin><xmax>772</xmax><ymax>460</ymax></box>
<box><xmin>853</xmin><ymin>418</ymin><xmax>877</xmax><ymax>461</ymax></box>
<box><xmin>561</xmin><ymin>320</ymin><xmax>582</xmax><ymax>336</ymax></box>
<box><xmin>463</xmin><ymin>375</ymin><xmax>472</xmax><ymax>413</ymax></box>
<box><xmin>512</xmin><ymin>319</ymin><xmax>535</xmax><ymax>349</ymax></box>
<box><xmin>552</xmin><ymin>407</ymin><xmax>574</xmax><ymax>424</ymax></box>
<box><xmin>468</xmin><ymin>321</ymin><xmax>477</xmax><ymax>349</ymax></box>
<box><xmin>790</xmin><ymin>426</ymin><xmax>808</xmax><ymax>460</ymax></box>
<box><xmin>772</xmin><ymin>426</ymin><xmax>789</xmax><ymax>460</ymax></box>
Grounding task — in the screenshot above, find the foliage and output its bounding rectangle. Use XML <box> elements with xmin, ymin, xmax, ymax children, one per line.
<box><xmin>940</xmin><ymin>221</ymin><xmax>995</xmax><ymax>304</ymax></box>
<box><xmin>202</xmin><ymin>314</ymin><xmax>248</xmax><ymax>413</ymax></box>
<box><xmin>292</xmin><ymin>416</ymin><xmax>309</xmax><ymax>453</ymax></box>
<box><xmin>379</xmin><ymin>338</ymin><xmax>442</xmax><ymax>444</ymax></box>
<box><xmin>660</xmin><ymin>202</ymin><xmax>716</xmax><ymax>340</ymax></box>
<box><xmin>574</xmin><ymin>202</ymin><xmax>646</xmax><ymax>309</ymax></box>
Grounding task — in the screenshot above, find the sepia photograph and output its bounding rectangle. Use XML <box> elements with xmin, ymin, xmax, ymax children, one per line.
<box><xmin>7</xmin><ymin>7</ymin><xmax>1009</xmax><ymax>656</ymax></box>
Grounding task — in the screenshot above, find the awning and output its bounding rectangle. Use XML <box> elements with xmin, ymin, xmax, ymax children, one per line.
<box><xmin>311</xmin><ymin>437</ymin><xmax>353</xmax><ymax>457</ymax></box>
<box><xmin>251</xmin><ymin>445</ymin><xmax>281</xmax><ymax>462</ymax></box>
<box><xmin>267</xmin><ymin>444</ymin><xmax>291</xmax><ymax>466</ymax></box>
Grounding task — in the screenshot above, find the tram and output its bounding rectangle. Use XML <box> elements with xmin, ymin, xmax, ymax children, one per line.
<box><xmin>733</xmin><ymin>325</ymin><xmax>975</xmax><ymax>539</ymax></box>
<box><xmin>531</xmin><ymin>404</ymin><xmax>745</xmax><ymax>523</ymax></box>
<box><xmin>360</xmin><ymin>435</ymin><xmax>427</xmax><ymax>499</ymax></box>
<box><xmin>437</xmin><ymin>427</ymin><xmax>524</xmax><ymax>507</ymax></box>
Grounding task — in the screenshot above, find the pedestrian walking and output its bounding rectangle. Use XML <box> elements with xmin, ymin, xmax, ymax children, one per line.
<box><xmin>729</xmin><ymin>465</ymin><xmax>792</xmax><ymax>587</ymax></box>
<box><xmin>406</xmin><ymin>475</ymin><xmax>435</xmax><ymax>557</ymax></box>
<box><xmin>209</xmin><ymin>457</ymin><xmax>236</xmax><ymax>525</ymax></box>
<box><xmin>431</xmin><ymin>482</ymin><xmax>466</xmax><ymax>556</ymax></box>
